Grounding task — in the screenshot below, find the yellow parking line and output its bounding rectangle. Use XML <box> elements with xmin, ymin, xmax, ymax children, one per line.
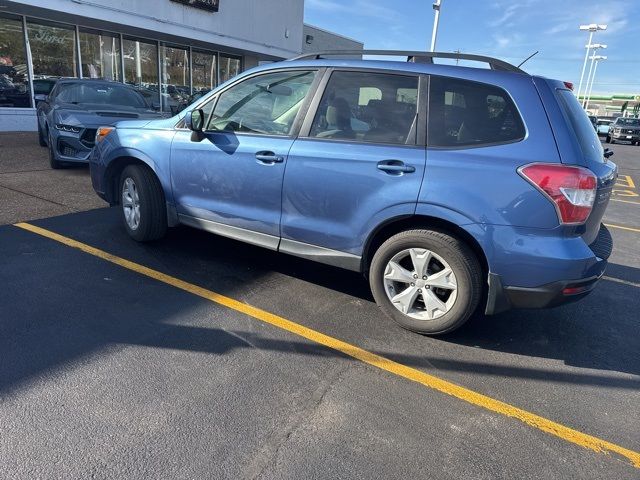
<box><xmin>13</xmin><ymin>221</ymin><xmax>640</xmax><ymax>470</ymax></box>
<box><xmin>603</xmin><ymin>276</ymin><xmax>640</xmax><ymax>289</ymax></box>
<box><xmin>605</xmin><ymin>223</ymin><xmax>640</xmax><ymax>234</ymax></box>
<box><xmin>611</xmin><ymin>198</ymin><xmax>640</xmax><ymax>206</ymax></box>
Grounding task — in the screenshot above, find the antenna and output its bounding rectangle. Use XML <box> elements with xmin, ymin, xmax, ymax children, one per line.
<box><xmin>518</xmin><ymin>51</ymin><xmax>539</xmax><ymax>68</ymax></box>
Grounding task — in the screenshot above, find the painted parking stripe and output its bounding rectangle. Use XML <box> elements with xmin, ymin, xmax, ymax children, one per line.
<box><xmin>611</xmin><ymin>198</ymin><xmax>640</xmax><ymax>206</ymax></box>
<box><xmin>603</xmin><ymin>276</ymin><xmax>640</xmax><ymax>289</ymax></box>
<box><xmin>605</xmin><ymin>223</ymin><xmax>640</xmax><ymax>234</ymax></box>
<box><xmin>13</xmin><ymin>221</ymin><xmax>640</xmax><ymax>470</ymax></box>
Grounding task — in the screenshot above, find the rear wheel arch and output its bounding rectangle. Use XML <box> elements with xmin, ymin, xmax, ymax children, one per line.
<box><xmin>362</xmin><ymin>215</ymin><xmax>489</xmax><ymax>283</ymax></box>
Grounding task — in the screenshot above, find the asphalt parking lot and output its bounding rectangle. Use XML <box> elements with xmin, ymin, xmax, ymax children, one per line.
<box><xmin>1</xmin><ymin>135</ymin><xmax>639</xmax><ymax>479</ymax></box>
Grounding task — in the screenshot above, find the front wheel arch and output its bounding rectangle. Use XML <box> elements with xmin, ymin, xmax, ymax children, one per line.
<box><xmin>104</xmin><ymin>156</ymin><xmax>153</xmax><ymax>205</ymax></box>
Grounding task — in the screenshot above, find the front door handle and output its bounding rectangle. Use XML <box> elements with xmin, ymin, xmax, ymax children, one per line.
<box><xmin>377</xmin><ymin>160</ymin><xmax>415</xmax><ymax>174</ymax></box>
<box><xmin>255</xmin><ymin>151</ymin><xmax>284</xmax><ymax>165</ymax></box>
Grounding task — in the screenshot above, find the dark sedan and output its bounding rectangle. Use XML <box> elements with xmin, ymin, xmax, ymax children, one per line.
<box><xmin>37</xmin><ymin>79</ymin><xmax>165</xmax><ymax>168</ymax></box>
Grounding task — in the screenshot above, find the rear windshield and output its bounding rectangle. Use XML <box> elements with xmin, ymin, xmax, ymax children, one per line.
<box><xmin>556</xmin><ymin>89</ymin><xmax>603</xmax><ymax>163</ymax></box>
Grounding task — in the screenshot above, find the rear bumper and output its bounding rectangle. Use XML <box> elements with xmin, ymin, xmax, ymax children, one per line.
<box><xmin>485</xmin><ymin>224</ymin><xmax>612</xmax><ymax>315</ymax></box>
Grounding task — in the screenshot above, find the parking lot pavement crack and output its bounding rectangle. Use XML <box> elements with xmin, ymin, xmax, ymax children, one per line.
<box><xmin>0</xmin><ymin>183</ymin><xmax>74</xmax><ymax>210</ymax></box>
<box><xmin>244</xmin><ymin>363</ymin><xmax>357</xmax><ymax>480</ymax></box>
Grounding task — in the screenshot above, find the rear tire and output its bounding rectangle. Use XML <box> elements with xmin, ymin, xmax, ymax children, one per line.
<box><xmin>369</xmin><ymin>229</ymin><xmax>482</xmax><ymax>335</ymax></box>
<box><xmin>119</xmin><ymin>165</ymin><xmax>167</xmax><ymax>242</ymax></box>
<box><xmin>605</xmin><ymin>135</ymin><xmax>611</xmax><ymax>143</ymax></box>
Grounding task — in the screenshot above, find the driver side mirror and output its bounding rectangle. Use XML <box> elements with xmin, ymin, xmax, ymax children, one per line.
<box><xmin>186</xmin><ymin>109</ymin><xmax>205</xmax><ymax>132</ymax></box>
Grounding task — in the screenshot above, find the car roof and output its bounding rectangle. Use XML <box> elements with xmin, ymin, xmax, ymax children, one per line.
<box><xmin>244</xmin><ymin>58</ymin><xmax>533</xmax><ymax>88</ymax></box>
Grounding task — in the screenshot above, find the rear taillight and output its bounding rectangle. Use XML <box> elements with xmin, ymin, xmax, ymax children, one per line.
<box><xmin>518</xmin><ymin>163</ymin><xmax>597</xmax><ymax>224</ymax></box>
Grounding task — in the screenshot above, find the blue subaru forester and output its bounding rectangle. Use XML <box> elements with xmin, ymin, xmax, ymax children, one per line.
<box><xmin>90</xmin><ymin>51</ymin><xmax>616</xmax><ymax>335</ymax></box>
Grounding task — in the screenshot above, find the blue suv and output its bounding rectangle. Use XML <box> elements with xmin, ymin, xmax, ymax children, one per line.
<box><xmin>90</xmin><ymin>51</ymin><xmax>616</xmax><ymax>335</ymax></box>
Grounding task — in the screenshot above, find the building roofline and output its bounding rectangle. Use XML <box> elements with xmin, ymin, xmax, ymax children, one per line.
<box><xmin>303</xmin><ymin>23</ymin><xmax>364</xmax><ymax>46</ymax></box>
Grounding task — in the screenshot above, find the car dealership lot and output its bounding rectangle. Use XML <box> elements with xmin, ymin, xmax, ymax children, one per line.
<box><xmin>1</xmin><ymin>137</ymin><xmax>639</xmax><ymax>478</ymax></box>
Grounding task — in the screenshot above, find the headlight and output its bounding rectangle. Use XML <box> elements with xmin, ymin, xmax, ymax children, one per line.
<box><xmin>614</xmin><ymin>128</ymin><xmax>621</xmax><ymax>133</ymax></box>
<box><xmin>55</xmin><ymin>124</ymin><xmax>81</xmax><ymax>133</ymax></box>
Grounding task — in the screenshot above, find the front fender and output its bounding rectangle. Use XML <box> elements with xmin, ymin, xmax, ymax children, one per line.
<box><xmin>90</xmin><ymin>129</ymin><xmax>176</xmax><ymax>205</ymax></box>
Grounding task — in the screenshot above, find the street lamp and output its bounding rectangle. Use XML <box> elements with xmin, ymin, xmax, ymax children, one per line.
<box><xmin>585</xmin><ymin>55</ymin><xmax>607</xmax><ymax>112</ymax></box>
<box><xmin>582</xmin><ymin>43</ymin><xmax>607</xmax><ymax>107</ymax></box>
<box><xmin>430</xmin><ymin>0</ymin><xmax>442</xmax><ymax>52</ymax></box>
<box><xmin>576</xmin><ymin>24</ymin><xmax>607</xmax><ymax>101</ymax></box>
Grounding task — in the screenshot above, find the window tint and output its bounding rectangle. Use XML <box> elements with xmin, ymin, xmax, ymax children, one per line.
<box><xmin>556</xmin><ymin>89</ymin><xmax>603</xmax><ymax>164</ymax></box>
<box><xmin>428</xmin><ymin>76</ymin><xmax>525</xmax><ymax>147</ymax></box>
<box><xmin>309</xmin><ymin>71</ymin><xmax>418</xmax><ymax>145</ymax></box>
<box><xmin>207</xmin><ymin>70</ymin><xmax>315</xmax><ymax>136</ymax></box>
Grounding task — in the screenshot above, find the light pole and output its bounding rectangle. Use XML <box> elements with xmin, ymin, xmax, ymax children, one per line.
<box><xmin>430</xmin><ymin>0</ymin><xmax>442</xmax><ymax>52</ymax></box>
<box><xmin>582</xmin><ymin>43</ymin><xmax>607</xmax><ymax>107</ymax></box>
<box><xmin>585</xmin><ymin>55</ymin><xmax>607</xmax><ymax>112</ymax></box>
<box><xmin>576</xmin><ymin>24</ymin><xmax>607</xmax><ymax>101</ymax></box>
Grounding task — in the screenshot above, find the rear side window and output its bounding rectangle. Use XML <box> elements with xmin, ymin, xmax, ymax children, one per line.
<box><xmin>309</xmin><ymin>71</ymin><xmax>419</xmax><ymax>145</ymax></box>
<box><xmin>556</xmin><ymin>89</ymin><xmax>604</xmax><ymax>163</ymax></box>
<box><xmin>428</xmin><ymin>76</ymin><xmax>525</xmax><ymax>148</ymax></box>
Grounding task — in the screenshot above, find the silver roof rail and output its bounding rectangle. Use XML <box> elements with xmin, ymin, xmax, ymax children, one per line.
<box><xmin>289</xmin><ymin>50</ymin><xmax>525</xmax><ymax>74</ymax></box>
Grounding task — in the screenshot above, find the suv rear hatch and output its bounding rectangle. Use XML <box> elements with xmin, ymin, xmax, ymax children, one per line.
<box><xmin>533</xmin><ymin>77</ymin><xmax>617</xmax><ymax>249</ymax></box>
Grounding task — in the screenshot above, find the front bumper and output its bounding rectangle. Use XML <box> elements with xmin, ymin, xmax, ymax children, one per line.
<box><xmin>611</xmin><ymin>131</ymin><xmax>640</xmax><ymax>142</ymax></box>
<box><xmin>51</xmin><ymin>128</ymin><xmax>97</xmax><ymax>163</ymax></box>
<box><xmin>485</xmin><ymin>224</ymin><xmax>612</xmax><ymax>315</ymax></box>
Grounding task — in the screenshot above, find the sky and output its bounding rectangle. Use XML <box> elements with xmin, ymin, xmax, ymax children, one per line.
<box><xmin>304</xmin><ymin>0</ymin><xmax>640</xmax><ymax>95</ymax></box>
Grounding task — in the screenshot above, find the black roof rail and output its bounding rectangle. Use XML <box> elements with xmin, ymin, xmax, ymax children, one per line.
<box><xmin>289</xmin><ymin>50</ymin><xmax>525</xmax><ymax>74</ymax></box>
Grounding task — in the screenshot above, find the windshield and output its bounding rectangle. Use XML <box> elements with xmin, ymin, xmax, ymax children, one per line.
<box><xmin>615</xmin><ymin>118</ymin><xmax>640</xmax><ymax>126</ymax></box>
<box><xmin>556</xmin><ymin>88</ymin><xmax>604</xmax><ymax>163</ymax></box>
<box><xmin>55</xmin><ymin>83</ymin><xmax>148</xmax><ymax>108</ymax></box>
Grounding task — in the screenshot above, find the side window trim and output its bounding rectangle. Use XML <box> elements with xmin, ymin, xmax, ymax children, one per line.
<box><xmin>299</xmin><ymin>68</ymin><xmax>423</xmax><ymax>147</ymax></box>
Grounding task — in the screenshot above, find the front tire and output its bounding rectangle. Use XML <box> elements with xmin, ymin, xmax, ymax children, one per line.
<box><xmin>48</xmin><ymin>132</ymin><xmax>63</xmax><ymax>169</ymax></box>
<box><xmin>38</xmin><ymin>122</ymin><xmax>47</xmax><ymax>147</ymax></box>
<box><xmin>369</xmin><ymin>229</ymin><xmax>482</xmax><ymax>335</ymax></box>
<box><xmin>119</xmin><ymin>165</ymin><xmax>167</xmax><ymax>242</ymax></box>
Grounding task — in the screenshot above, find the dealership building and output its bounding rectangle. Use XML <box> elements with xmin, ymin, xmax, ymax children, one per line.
<box><xmin>0</xmin><ymin>0</ymin><xmax>362</xmax><ymax>131</ymax></box>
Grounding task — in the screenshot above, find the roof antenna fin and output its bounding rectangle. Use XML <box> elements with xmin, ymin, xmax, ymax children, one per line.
<box><xmin>518</xmin><ymin>51</ymin><xmax>539</xmax><ymax>68</ymax></box>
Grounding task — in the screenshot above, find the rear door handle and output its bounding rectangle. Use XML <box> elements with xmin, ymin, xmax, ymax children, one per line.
<box><xmin>255</xmin><ymin>151</ymin><xmax>284</xmax><ymax>165</ymax></box>
<box><xmin>377</xmin><ymin>160</ymin><xmax>415</xmax><ymax>174</ymax></box>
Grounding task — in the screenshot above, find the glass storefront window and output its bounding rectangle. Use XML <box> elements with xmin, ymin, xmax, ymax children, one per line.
<box><xmin>160</xmin><ymin>44</ymin><xmax>190</xmax><ymax>114</ymax></box>
<box><xmin>191</xmin><ymin>50</ymin><xmax>216</xmax><ymax>98</ymax></box>
<box><xmin>122</xmin><ymin>38</ymin><xmax>159</xmax><ymax>108</ymax></box>
<box><xmin>80</xmin><ymin>29</ymin><xmax>121</xmax><ymax>81</ymax></box>
<box><xmin>27</xmin><ymin>20</ymin><xmax>77</xmax><ymax>79</ymax></box>
<box><xmin>219</xmin><ymin>54</ymin><xmax>240</xmax><ymax>84</ymax></box>
<box><xmin>0</xmin><ymin>14</ymin><xmax>30</xmax><ymax>108</ymax></box>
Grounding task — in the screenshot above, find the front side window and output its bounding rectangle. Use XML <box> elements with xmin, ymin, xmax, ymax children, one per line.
<box><xmin>309</xmin><ymin>71</ymin><xmax>419</xmax><ymax>145</ymax></box>
<box><xmin>206</xmin><ymin>70</ymin><xmax>316</xmax><ymax>136</ymax></box>
<box><xmin>428</xmin><ymin>76</ymin><xmax>525</xmax><ymax>147</ymax></box>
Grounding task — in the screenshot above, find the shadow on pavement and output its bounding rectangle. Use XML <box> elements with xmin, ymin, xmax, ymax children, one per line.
<box><xmin>2</xmin><ymin>208</ymin><xmax>639</xmax><ymax>397</ymax></box>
